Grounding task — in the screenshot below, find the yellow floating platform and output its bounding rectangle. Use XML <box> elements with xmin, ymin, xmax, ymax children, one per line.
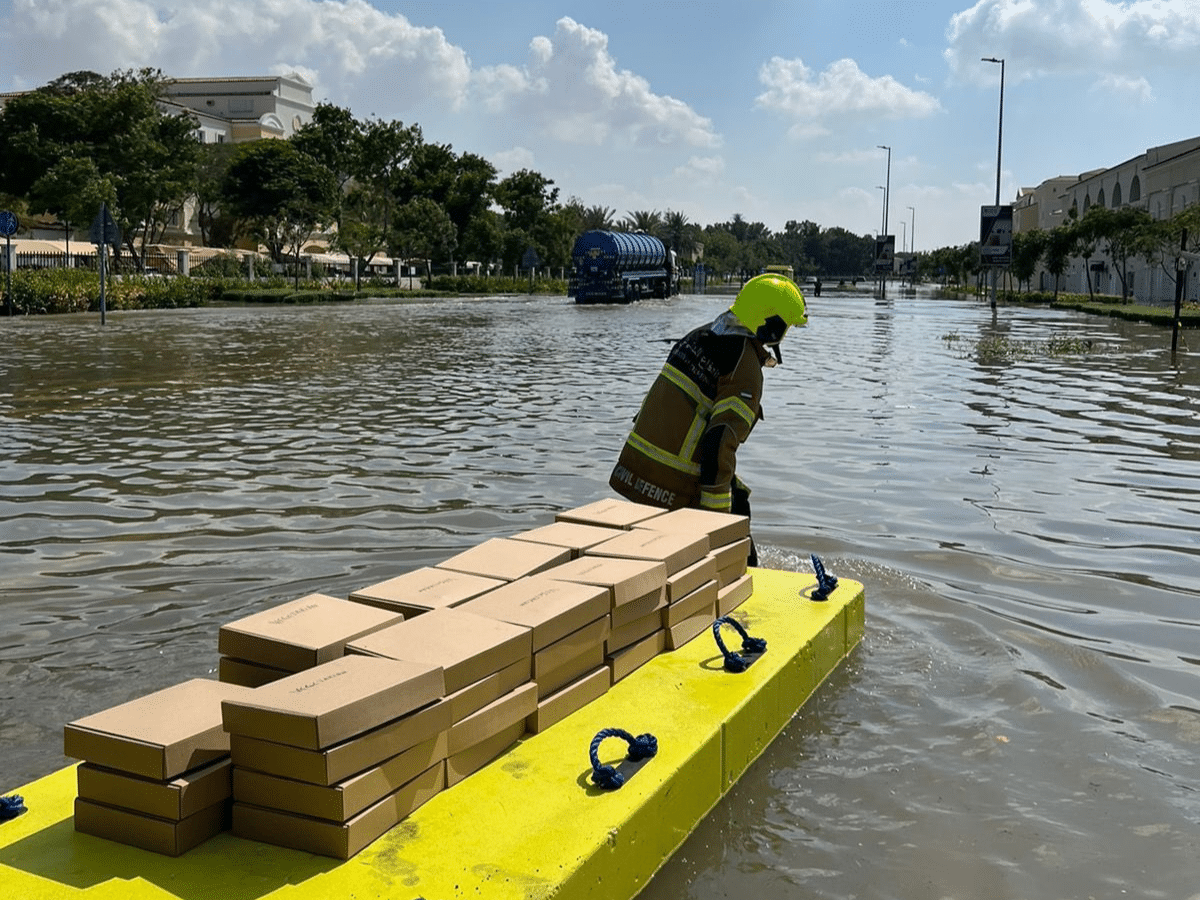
<box><xmin>0</xmin><ymin>567</ymin><xmax>864</xmax><ymax>900</ymax></box>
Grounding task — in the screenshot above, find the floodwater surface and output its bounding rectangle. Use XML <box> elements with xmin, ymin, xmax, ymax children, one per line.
<box><xmin>2</xmin><ymin>289</ymin><xmax>1198</xmax><ymax>899</ymax></box>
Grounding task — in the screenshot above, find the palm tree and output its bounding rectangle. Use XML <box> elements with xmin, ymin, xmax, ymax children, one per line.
<box><xmin>581</xmin><ymin>205</ymin><xmax>616</xmax><ymax>231</ymax></box>
<box><xmin>621</xmin><ymin>209</ymin><xmax>664</xmax><ymax>237</ymax></box>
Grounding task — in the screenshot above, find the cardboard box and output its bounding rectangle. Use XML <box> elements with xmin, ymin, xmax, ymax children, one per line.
<box><xmin>663</xmin><ymin>579</ymin><xmax>718</xmax><ymax>629</ymax></box>
<box><xmin>229</xmin><ymin>698</ymin><xmax>451</xmax><ymax>786</ymax></box>
<box><xmin>607</xmin><ymin>608</ymin><xmax>664</xmax><ymax>653</ymax></box>
<box><xmin>446</xmin><ymin>721</ymin><xmax>524</xmax><ymax>788</ymax></box>
<box><xmin>348</xmin><ymin>567</ymin><xmax>504</xmax><ymax>618</ymax></box>
<box><xmin>586</xmin><ymin>528</ymin><xmax>709</xmax><ymax>575</ymax></box>
<box><xmin>346</xmin><ymin>607</ymin><xmax>531</xmax><ymax>695</ymax></box>
<box><xmin>710</xmin><ymin>538</ymin><xmax>752</xmax><ymax>573</ymax></box>
<box><xmin>445</xmin><ymin>658</ymin><xmax>530</xmax><ymax>724</ymax></box>
<box><xmin>607</xmin><ymin>629</ymin><xmax>665</xmax><ymax>684</ymax></box>
<box><xmin>447</xmin><ymin>682</ymin><xmax>538</xmax><ymax>756</ymax></box>
<box><xmin>531</xmin><ymin>616</ymin><xmax>609</xmax><ymax>677</ymax></box>
<box><xmin>545</xmin><ymin>555</ymin><xmax>667</xmax><ymax>607</ymax></box>
<box><xmin>457</xmin><ymin>575</ymin><xmax>609</xmax><ymax>651</ymax></box>
<box><xmin>232</xmin><ymin>734</ymin><xmax>444</xmax><ymax>822</ymax></box>
<box><xmin>718</xmin><ymin>558</ymin><xmax>748</xmax><ymax>588</ymax></box>
<box><xmin>665</xmin><ymin>600</ymin><xmax>717</xmax><ymax>650</ymax></box>
<box><xmin>74</xmin><ymin>796</ymin><xmax>228</xmax><ymax>857</ymax></box>
<box><xmin>509</xmin><ymin>521</ymin><xmax>624</xmax><ymax>558</ymax></box>
<box><xmin>232</xmin><ymin>762</ymin><xmax>443</xmax><ymax>859</ymax></box>
<box><xmin>526</xmin><ymin>667</ymin><xmax>610</xmax><ymax>734</ymax></box>
<box><xmin>219</xmin><ymin>593</ymin><xmax>402</xmax><ymax>672</ymax></box>
<box><xmin>717</xmin><ymin>573</ymin><xmax>754</xmax><ymax>615</ymax></box>
<box><xmin>535</xmin><ymin>641</ymin><xmax>606</xmax><ymax>699</ymax></box>
<box><xmin>667</xmin><ymin>555</ymin><xmax>719</xmax><ymax>603</ymax></box>
<box><xmin>610</xmin><ymin>587</ymin><xmax>666</xmax><ymax>629</ymax></box>
<box><xmin>77</xmin><ymin>758</ymin><xmax>231</xmax><ymax>822</ymax></box>
<box><xmin>218</xmin><ymin>656</ymin><xmax>290</xmax><ymax>688</ymax></box>
<box><xmin>221</xmin><ymin>655</ymin><xmax>445</xmax><ymax>751</ymax></box>
<box><xmin>633</xmin><ymin>506</ymin><xmax>750</xmax><ymax>547</ymax></box>
<box><xmin>435</xmin><ymin>537</ymin><xmax>571</xmax><ymax>582</ymax></box>
<box><xmin>64</xmin><ymin>679</ymin><xmax>258</xmax><ymax>781</ymax></box>
<box><xmin>554</xmin><ymin>498</ymin><xmax>665</xmax><ymax>530</ymax></box>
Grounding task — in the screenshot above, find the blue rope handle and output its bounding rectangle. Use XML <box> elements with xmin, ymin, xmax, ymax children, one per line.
<box><xmin>0</xmin><ymin>794</ymin><xmax>26</xmax><ymax>820</ymax></box>
<box><xmin>711</xmin><ymin>616</ymin><xmax>768</xmax><ymax>672</ymax></box>
<box><xmin>810</xmin><ymin>554</ymin><xmax>839</xmax><ymax>601</ymax></box>
<box><xmin>589</xmin><ymin>727</ymin><xmax>658</xmax><ymax>790</ymax></box>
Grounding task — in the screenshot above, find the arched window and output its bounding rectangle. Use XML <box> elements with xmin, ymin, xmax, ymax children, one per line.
<box><xmin>1112</xmin><ymin>182</ymin><xmax>1122</xmax><ymax>207</ymax></box>
<box><xmin>1083</xmin><ymin>195</ymin><xmax>1092</xmax><ymax>214</ymax></box>
<box><xmin>1096</xmin><ymin>188</ymin><xmax>1106</xmax><ymax>208</ymax></box>
<box><xmin>1130</xmin><ymin>175</ymin><xmax>1141</xmax><ymax>202</ymax></box>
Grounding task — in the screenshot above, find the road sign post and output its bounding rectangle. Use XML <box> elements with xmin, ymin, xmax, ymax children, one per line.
<box><xmin>0</xmin><ymin>210</ymin><xmax>18</xmax><ymax>316</ymax></box>
<box><xmin>89</xmin><ymin>204</ymin><xmax>122</xmax><ymax>325</ymax></box>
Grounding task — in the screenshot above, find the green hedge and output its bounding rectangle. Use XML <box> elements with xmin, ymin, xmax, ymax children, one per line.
<box><xmin>1001</xmin><ymin>290</ymin><xmax>1200</xmax><ymax>327</ymax></box>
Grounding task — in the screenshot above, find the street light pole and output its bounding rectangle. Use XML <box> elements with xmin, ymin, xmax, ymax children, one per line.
<box><xmin>907</xmin><ymin>205</ymin><xmax>915</xmax><ymax>254</ymax></box>
<box><xmin>982</xmin><ymin>56</ymin><xmax>1005</xmax><ymax>310</ymax></box>
<box><xmin>876</xmin><ymin>186</ymin><xmax>886</xmax><ymax>235</ymax></box>
<box><xmin>981</xmin><ymin>57</ymin><xmax>1004</xmax><ymax>206</ymax></box>
<box><xmin>877</xmin><ymin>145</ymin><xmax>891</xmax><ymax>236</ymax></box>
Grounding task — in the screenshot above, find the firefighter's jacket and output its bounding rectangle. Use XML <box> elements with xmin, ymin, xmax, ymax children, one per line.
<box><xmin>610</xmin><ymin>313</ymin><xmax>765</xmax><ymax>512</ymax></box>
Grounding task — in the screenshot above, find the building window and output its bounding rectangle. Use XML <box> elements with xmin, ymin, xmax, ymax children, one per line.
<box><xmin>1112</xmin><ymin>182</ymin><xmax>1122</xmax><ymax>207</ymax></box>
<box><xmin>1130</xmin><ymin>175</ymin><xmax>1141</xmax><ymax>202</ymax></box>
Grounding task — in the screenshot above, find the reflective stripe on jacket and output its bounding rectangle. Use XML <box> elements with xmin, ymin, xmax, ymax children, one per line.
<box><xmin>610</xmin><ymin>322</ymin><xmax>763</xmax><ymax>512</ymax></box>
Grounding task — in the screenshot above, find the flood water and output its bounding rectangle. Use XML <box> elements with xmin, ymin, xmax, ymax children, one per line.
<box><xmin>2</xmin><ymin>289</ymin><xmax>1198</xmax><ymax>899</ymax></box>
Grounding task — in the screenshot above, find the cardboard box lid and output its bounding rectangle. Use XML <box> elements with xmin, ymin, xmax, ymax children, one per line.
<box><xmin>543</xmin><ymin>555</ymin><xmax>667</xmax><ymax>607</ymax></box>
<box><xmin>633</xmin><ymin>506</ymin><xmax>750</xmax><ymax>546</ymax></box>
<box><xmin>346</xmin><ymin>607</ymin><xmax>531</xmax><ymax>695</ymax></box>
<box><xmin>554</xmin><ymin>498</ymin><xmax>666</xmax><ymax>530</ymax></box>
<box><xmin>218</xmin><ymin>593</ymin><xmax>402</xmax><ymax>672</ymax></box>
<box><xmin>74</xmin><ymin>796</ymin><xmax>228</xmax><ymax>857</ymax></box>
<box><xmin>667</xmin><ymin>555</ymin><xmax>719</xmax><ymax>602</ymax></box>
<box><xmin>447</xmin><ymin>682</ymin><xmax>537</xmax><ymax>755</ymax></box>
<box><xmin>457</xmin><ymin>574</ymin><xmax>610</xmax><ymax>650</ymax></box>
<box><xmin>77</xmin><ymin>758</ymin><xmax>231</xmax><ymax>822</ymax></box>
<box><xmin>586</xmin><ymin>528</ymin><xmax>709</xmax><ymax>575</ymax></box>
<box><xmin>348</xmin><ymin>567</ymin><xmax>504</xmax><ymax>616</ymax></box>
<box><xmin>663</xmin><ymin>579</ymin><xmax>718</xmax><ymax>628</ymax></box>
<box><xmin>509</xmin><ymin>522</ymin><xmax>625</xmax><ymax>556</ymax></box>
<box><xmin>435</xmin><ymin>537</ymin><xmax>571</xmax><ymax>582</ymax></box>
<box><xmin>220</xmin><ymin>655</ymin><xmax>445</xmax><ymax>750</ymax></box>
<box><xmin>710</xmin><ymin>537</ymin><xmax>752</xmax><ymax>571</ymax></box>
<box><xmin>64</xmin><ymin>678</ymin><xmax>257</xmax><ymax>781</ymax></box>
<box><xmin>229</xmin><ymin>698</ymin><xmax>451</xmax><ymax>787</ymax></box>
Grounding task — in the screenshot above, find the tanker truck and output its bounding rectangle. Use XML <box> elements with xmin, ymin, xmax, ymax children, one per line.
<box><xmin>568</xmin><ymin>230</ymin><xmax>679</xmax><ymax>304</ymax></box>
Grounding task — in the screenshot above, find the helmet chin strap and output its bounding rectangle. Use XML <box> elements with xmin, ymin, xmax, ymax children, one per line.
<box><xmin>762</xmin><ymin>345</ymin><xmax>782</xmax><ymax>367</ymax></box>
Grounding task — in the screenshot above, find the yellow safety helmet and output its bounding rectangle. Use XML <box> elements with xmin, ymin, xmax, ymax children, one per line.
<box><xmin>729</xmin><ymin>274</ymin><xmax>807</xmax><ymax>355</ymax></box>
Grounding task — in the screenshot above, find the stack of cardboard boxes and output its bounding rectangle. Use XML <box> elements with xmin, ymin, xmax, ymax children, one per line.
<box><xmin>345</xmin><ymin>607</ymin><xmax>536</xmax><ymax>786</ymax></box>
<box><xmin>222</xmin><ymin>654</ymin><xmax>447</xmax><ymax>859</ymax></box>
<box><xmin>64</xmin><ymin>678</ymin><xmax>257</xmax><ymax>856</ymax></box>
<box><xmin>63</xmin><ymin>497</ymin><xmax>755</xmax><ymax>860</ymax></box>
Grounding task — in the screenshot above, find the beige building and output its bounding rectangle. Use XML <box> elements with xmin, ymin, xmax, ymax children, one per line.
<box><xmin>1014</xmin><ymin>137</ymin><xmax>1200</xmax><ymax>303</ymax></box>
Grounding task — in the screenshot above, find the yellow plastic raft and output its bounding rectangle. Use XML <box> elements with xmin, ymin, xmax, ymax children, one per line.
<box><xmin>0</xmin><ymin>567</ymin><xmax>864</xmax><ymax>900</ymax></box>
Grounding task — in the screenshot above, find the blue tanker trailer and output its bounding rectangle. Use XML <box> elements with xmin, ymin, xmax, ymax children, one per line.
<box><xmin>568</xmin><ymin>230</ymin><xmax>679</xmax><ymax>304</ymax></box>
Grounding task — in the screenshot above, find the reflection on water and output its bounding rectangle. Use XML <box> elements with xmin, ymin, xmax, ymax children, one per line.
<box><xmin>2</xmin><ymin>292</ymin><xmax>1198</xmax><ymax>898</ymax></box>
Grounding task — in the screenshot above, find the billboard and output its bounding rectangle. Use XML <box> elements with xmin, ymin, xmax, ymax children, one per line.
<box><xmin>979</xmin><ymin>205</ymin><xmax>1013</xmax><ymax>268</ymax></box>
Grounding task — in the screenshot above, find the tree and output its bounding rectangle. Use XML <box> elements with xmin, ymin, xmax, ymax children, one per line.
<box><xmin>0</xmin><ymin>68</ymin><xmax>202</xmax><ymax>267</ymax></box>
<box><xmin>391</xmin><ymin>198</ymin><xmax>457</xmax><ymax>280</ymax></box>
<box><xmin>221</xmin><ymin>139</ymin><xmax>338</xmax><ymax>283</ymax></box>
<box><xmin>1044</xmin><ymin>225</ymin><xmax>1076</xmax><ymax>299</ymax></box>
<box><xmin>1009</xmin><ymin>229</ymin><xmax>1047</xmax><ymax>292</ymax></box>
<box><xmin>291</xmin><ymin>102</ymin><xmax>364</xmax><ymax>233</ymax></box>
<box><xmin>621</xmin><ymin>210</ymin><xmax>664</xmax><ymax>237</ymax></box>
<box><xmin>193</xmin><ymin>142</ymin><xmax>238</xmax><ymax>247</ymax></box>
<box><xmin>494</xmin><ymin>169</ymin><xmax>560</xmax><ymax>270</ymax></box>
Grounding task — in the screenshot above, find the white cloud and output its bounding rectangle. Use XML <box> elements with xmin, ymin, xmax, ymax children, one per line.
<box><xmin>945</xmin><ymin>0</ymin><xmax>1200</xmax><ymax>84</ymax></box>
<box><xmin>491</xmin><ymin>146</ymin><xmax>537</xmax><ymax>177</ymax></box>
<box><xmin>1091</xmin><ymin>73</ymin><xmax>1154</xmax><ymax>103</ymax></box>
<box><xmin>755</xmin><ymin>56</ymin><xmax>943</xmax><ymax>139</ymax></box>
<box><xmin>0</xmin><ymin>0</ymin><xmax>472</xmax><ymax>113</ymax></box>
<box><xmin>470</xmin><ymin>17</ymin><xmax>721</xmax><ymax>150</ymax></box>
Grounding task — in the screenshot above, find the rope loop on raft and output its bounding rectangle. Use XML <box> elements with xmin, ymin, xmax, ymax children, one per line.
<box><xmin>810</xmin><ymin>553</ymin><xmax>839</xmax><ymax>601</ymax></box>
<box><xmin>0</xmin><ymin>794</ymin><xmax>26</xmax><ymax>821</ymax></box>
<box><xmin>589</xmin><ymin>727</ymin><xmax>659</xmax><ymax>790</ymax></box>
<box><xmin>711</xmin><ymin>615</ymin><xmax>767</xmax><ymax>672</ymax></box>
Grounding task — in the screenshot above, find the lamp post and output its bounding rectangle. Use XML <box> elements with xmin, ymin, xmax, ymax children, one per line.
<box><xmin>906</xmin><ymin>205</ymin><xmax>915</xmax><ymax>254</ymax></box>
<box><xmin>981</xmin><ymin>57</ymin><xmax>1004</xmax><ymax>206</ymax></box>
<box><xmin>982</xmin><ymin>57</ymin><xmax>1005</xmax><ymax>310</ymax></box>
<box><xmin>877</xmin><ymin>145</ymin><xmax>891</xmax><ymax>236</ymax></box>
<box><xmin>876</xmin><ymin>186</ymin><xmax>887</xmax><ymax>235</ymax></box>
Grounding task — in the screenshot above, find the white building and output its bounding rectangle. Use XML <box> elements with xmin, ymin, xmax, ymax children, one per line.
<box><xmin>1014</xmin><ymin>137</ymin><xmax>1200</xmax><ymax>304</ymax></box>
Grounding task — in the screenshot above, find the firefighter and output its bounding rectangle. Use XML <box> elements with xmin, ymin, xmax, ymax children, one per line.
<box><xmin>609</xmin><ymin>273</ymin><xmax>808</xmax><ymax>566</ymax></box>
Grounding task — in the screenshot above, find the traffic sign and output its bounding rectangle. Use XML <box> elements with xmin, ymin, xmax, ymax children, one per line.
<box><xmin>979</xmin><ymin>205</ymin><xmax>1013</xmax><ymax>267</ymax></box>
<box><xmin>521</xmin><ymin>246</ymin><xmax>540</xmax><ymax>269</ymax></box>
<box><xmin>0</xmin><ymin>210</ymin><xmax>18</xmax><ymax>237</ymax></box>
<box><xmin>89</xmin><ymin>205</ymin><xmax>122</xmax><ymax>247</ymax></box>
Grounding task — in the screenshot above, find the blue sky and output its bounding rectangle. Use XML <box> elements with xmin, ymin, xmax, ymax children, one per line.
<box><xmin>3</xmin><ymin>0</ymin><xmax>1199</xmax><ymax>251</ymax></box>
